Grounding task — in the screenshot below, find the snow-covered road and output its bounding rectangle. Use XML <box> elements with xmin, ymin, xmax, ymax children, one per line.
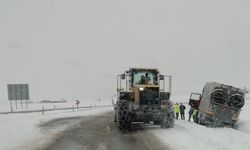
<box><xmin>0</xmin><ymin>106</ymin><xmax>113</xmax><ymax>150</ymax></box>
<box><xmin>43</xmin><ymin>112</ymin><xmax>167</xmax><ymax>150</ymax></box>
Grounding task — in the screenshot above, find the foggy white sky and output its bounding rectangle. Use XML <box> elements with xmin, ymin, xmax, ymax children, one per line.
<box><xmin>0</xmin><ymin>0</ymin><xmax>250</xmax><ymax>102</ymax></box>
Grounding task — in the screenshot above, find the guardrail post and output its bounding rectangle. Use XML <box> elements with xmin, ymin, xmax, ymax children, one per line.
<box><xmin>42</xmin><ymin>106</ymin><xmax>44</xmax><ymax>115</ymax></box>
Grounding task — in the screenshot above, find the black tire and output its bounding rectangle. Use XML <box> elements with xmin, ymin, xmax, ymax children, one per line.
<box><xmin>160</xmin><ymin>110</ymin><xmax>175</xmax><ymax>128</ymax></box>
<box><xmin>210</xmin><ymin>89</ymin><xmax>228</xmax><ymax>104</ymax></box>
<box><xmin>116</xmin><ymin>100</ymin><xmax>131</xmax><ymax>130</ymax></box>
<box><xmin>228</xmin><ymin>94</ymin><xmax>244</xmax><ymax>109</ymax></box>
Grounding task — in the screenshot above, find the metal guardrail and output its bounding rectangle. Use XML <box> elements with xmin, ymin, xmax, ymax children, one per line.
<box><xmin>0</xmin><ymin>105</ymin><xmax>113</xmax><ymax>115</ymax></box>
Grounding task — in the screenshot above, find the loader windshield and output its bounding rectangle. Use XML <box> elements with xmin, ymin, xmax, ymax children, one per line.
<box><xmin>131</xmin><ymin>70</ymin><xmax>158</xmax><ymax>86</ymax></box>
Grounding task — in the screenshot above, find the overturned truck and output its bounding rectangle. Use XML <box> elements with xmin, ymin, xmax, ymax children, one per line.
<box><xmin>189</xmin><ymin>82</ymin><xmax>247</xmax><ymax>127</ymax></box>
<box><xmin>115</xmin><ymin>68</ymin><xmax>175</xmax><ymax>129</ymax></box>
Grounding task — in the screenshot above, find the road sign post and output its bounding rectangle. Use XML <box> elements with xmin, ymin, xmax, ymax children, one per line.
<box><xmin>7</xmin><ymin>84</ymin><xmax>30</xmax><ymax>112</ymax></box>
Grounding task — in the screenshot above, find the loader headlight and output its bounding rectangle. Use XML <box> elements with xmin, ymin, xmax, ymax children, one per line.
<box><xmin>139</xmin><ymin>87</ymin><xmax>144</xmax><ymax>91</ymax></box>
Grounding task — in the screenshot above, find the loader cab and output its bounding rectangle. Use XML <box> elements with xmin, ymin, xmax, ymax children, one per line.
<box><xmin>189</xmin><ymin>93</ymin><xmax>201</xmax><ymax>109</ymax></box>
<box><xmin>130</xmin><ymin>69</ymin><xmax>159</xmax><ymax>87</ymax></box>
<box><xmin>116</xmin><ymin>68</ymin><xmax>172</xmax><ymax>104</ymax></box>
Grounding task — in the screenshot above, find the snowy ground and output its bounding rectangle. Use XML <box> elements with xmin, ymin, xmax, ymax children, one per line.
<box><xmin>0</xmin><ymin>95</ymin><xmax>249</xmax><ymax>150</ymax></box>
<box><xmin>0</xmin><ymin>106</ymin><xmax>113</xmax><ymax>150</ymax></box>
<box><xmin>150</xmin><ymin>94</ymin><xmax>250</xmax><ymax>150</ymax></box>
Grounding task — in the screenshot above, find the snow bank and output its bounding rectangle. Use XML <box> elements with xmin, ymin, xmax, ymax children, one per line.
<box><xmin>237</xmin><ymin>94</ymin><xmax>250</xmax><ymax>134</ymax></box>
<box><xmin>151</xmin><ymin>94</ymin><xmax>250</xmax><ymax>150</ymax></box>
<box><xmin>151</xmin><ymin>120</ymin><xmax>250</xmax><ymax>150</ymax></box>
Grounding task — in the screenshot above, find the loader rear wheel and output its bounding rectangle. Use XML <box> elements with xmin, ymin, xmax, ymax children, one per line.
<box><xmin>116</xmin><ymin>100</ymin><xmax>131</xmax><ymax>130</ymax></box>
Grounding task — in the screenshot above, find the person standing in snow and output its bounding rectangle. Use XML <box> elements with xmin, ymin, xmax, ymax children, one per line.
<box><xmin>188</xmin><ymin>107</ymin><xmax>194</xmax><ymax>122</ymax></box>
<box><xmin>174</xmin><ymin>103</ymin><xmax>180</xmax><ymax>120</ymax></box>
<box><xmin>192</xmin><ymin>108</ymin><xmax>198</xmax><ymax>123</ymax></box>
<box><xmin>179</xmin><ymin>103</ymin><xmax>186</xmax><ymax>120</ymax></box>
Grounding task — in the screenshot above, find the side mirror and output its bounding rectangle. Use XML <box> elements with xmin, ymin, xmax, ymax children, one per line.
<box><xmin>159</xmin><ymin>75</ymin><xmax>164</xmax><ymax>80</ymax></box>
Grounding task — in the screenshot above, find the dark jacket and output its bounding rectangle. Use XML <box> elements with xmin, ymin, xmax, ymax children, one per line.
<box><xmin>188</xmin><ymin>107</ymin><xmax>194</xmax><ymax>115</ymax></box>
<box><xmin>179</xmin><ymin>104</ymin><xmax>186</xmax><ymax>113</ymax></box>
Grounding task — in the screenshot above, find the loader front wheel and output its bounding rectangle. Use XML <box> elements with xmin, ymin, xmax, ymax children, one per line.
<box><xmin>116</xmin><ymin>100</ymin><xmax>131</xmax><ymax>130</ymax></box>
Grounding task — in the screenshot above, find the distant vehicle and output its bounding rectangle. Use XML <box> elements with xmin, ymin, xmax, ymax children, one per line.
<box><xmin>115</xmin><ymin>68</ymin><xmax>175</xmax><ymax>129</ymax></box>
<box><xmin>189</xmin><ymin>82</ymin><xmax>248</xmax><ymax>127</ymax></box>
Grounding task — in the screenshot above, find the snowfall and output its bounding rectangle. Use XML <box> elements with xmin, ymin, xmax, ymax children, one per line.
<box><xmin>0</xmin><ymin>95</ymin><xmax>249</xmax><ymax>150</ymax></box>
